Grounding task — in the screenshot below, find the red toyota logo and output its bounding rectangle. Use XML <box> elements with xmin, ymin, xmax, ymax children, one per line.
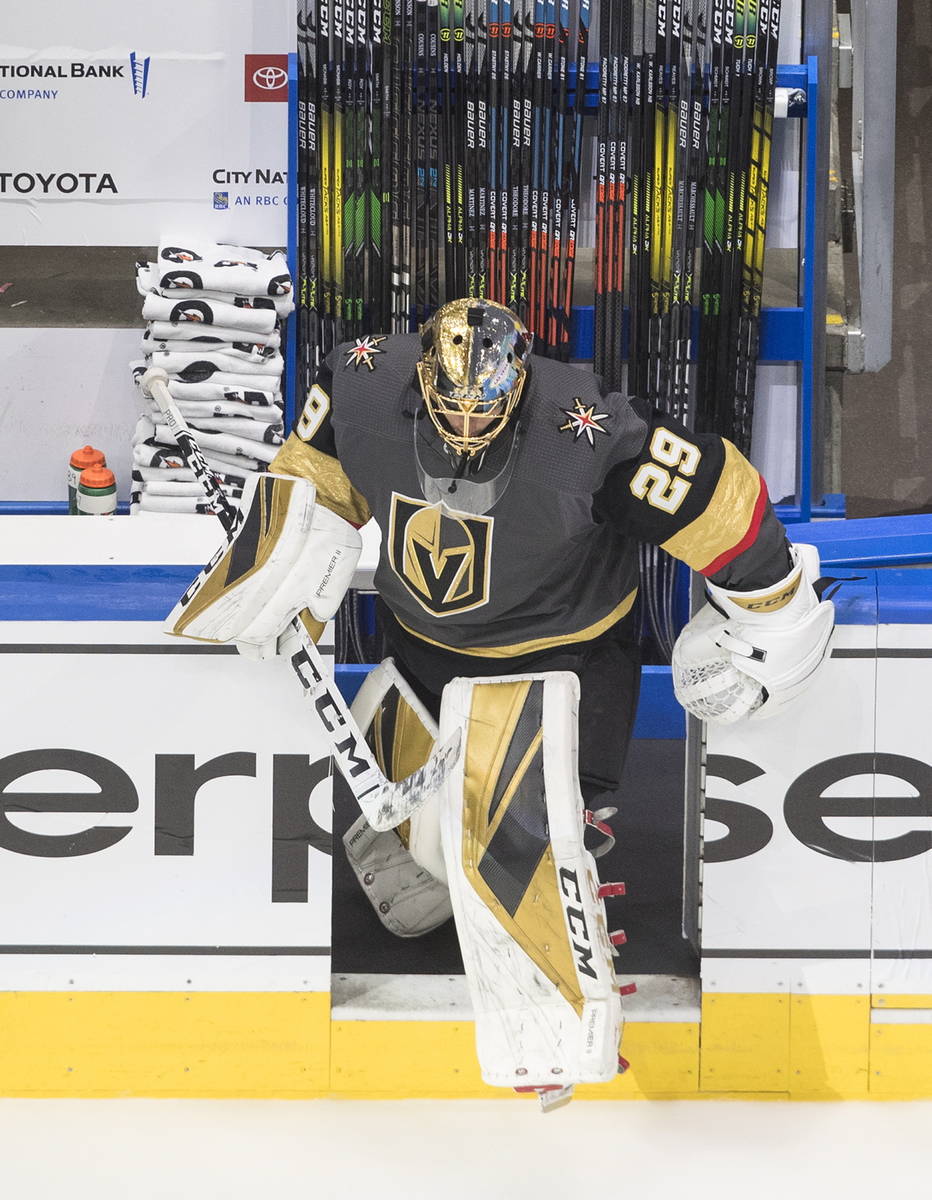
<box><xmin>244</xmin><ymin>55</ymin><xmax>288</xmax><ymax>102</ymax></box>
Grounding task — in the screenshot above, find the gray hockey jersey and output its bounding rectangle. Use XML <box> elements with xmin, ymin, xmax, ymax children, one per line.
<box><xmin>271</xmin><ymin>333</ymin><xmax>787</xmax><ymax>656</ymax></box>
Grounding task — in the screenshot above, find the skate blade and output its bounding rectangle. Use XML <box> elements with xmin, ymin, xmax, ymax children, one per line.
<box><xmin>514</xmin><ymin>1083</ymin><xmax>575</xmax><ymax>1112</ymax></box>
<box><xmin>538</xmin><ymin>1084</ymin><xmax>574</xmax><ymax>1112</ymax></box>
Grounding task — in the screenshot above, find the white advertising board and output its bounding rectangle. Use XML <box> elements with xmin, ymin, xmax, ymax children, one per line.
<box><xmin>702</xmin><ymin>566</ymin><xmax>932</xmax><ymax>999</ymax></box>
<box><xmin>0</xmin><ymin>620</ymin><xmax>333</xmax><ymax>991</ymax></box>
<box><xmin>0</xmin><ymin>0</ymin><xmax>292</xmax><ymax>246</ymax></box>
<box><xmin>872</xmin><ymin>622</ymin><xmax>932</xmax><ymax>996</ymax></box>
<box><xmin>701</xmin><ymin>624</ymin><xmax>877</xmax><ymax>995</ymax></box>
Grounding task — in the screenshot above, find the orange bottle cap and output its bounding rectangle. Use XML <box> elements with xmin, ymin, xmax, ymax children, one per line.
<box><xmin>79</xmin><ymin>465</ymin><xmax>116</xmax><ymax>489</ymax></box>
<box><xmin>70</xmin><ymin>445</ymin><xmax>106</xmax><ymax>470</ymax></box>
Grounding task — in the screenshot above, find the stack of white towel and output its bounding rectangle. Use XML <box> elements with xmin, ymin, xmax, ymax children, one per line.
<box><xmin>130</xmin><ymin>240</ymin><xmax>294</xmax><ymax>514</ymax></box>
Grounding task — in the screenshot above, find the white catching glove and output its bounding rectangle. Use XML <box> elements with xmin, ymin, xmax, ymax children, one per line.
<box><xmin>165</xmin><ymin>472</ymin><xmax>362</xmax><ymax>658</ymax></box>
<box><xmin>672</xmin><ymin>542</ymin><xmax>835</xmax><ymax>725</ymax></box>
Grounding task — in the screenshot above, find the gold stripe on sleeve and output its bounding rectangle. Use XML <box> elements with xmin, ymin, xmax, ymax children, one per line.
<box><xmin>270</xmin><ymin>434</ymin><xmax>372</xmax><ymax>527</ymax></box>
<box><xmin>660</xmin><ymin>439</ymin><xmax>763</xmax><ymax>572</ymax></box>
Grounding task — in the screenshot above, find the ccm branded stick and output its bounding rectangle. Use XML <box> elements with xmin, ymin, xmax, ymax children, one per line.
<box><xmin>141</xmin><ymin>367</ymin><xmax>460</xmax><ymax>832</ymax></box>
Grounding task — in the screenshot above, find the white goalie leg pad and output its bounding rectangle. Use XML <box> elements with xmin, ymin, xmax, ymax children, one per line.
<box><xmin>342</xmin><ymin>659</ymin><xmax>452</xmax><ymax>937</ymax></box>
<box><xmin>165</xmin><ymin>472</ymin><xmax>361</xmax><ymax>656</ymax></box>
<box><xmin>438</xmin><ymin>672</ymin><xmax>622</xmax><ymax>1089</ymax></box>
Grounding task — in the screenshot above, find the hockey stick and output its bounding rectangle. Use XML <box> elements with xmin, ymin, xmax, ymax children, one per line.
<box><xmin>141</xmin><ymin>367</ymin><xmax>460</xmax><ymax>833</ymax></box>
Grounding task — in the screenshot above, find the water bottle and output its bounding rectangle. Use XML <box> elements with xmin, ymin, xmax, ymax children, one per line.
<box><xmin>77</xmin><ymin>465</ymin><xmax>117</xmax><ymax>516</ymax></box>
<box><xmin>68</xmin><ymin>446</ymin><xmax>106</xmax><ymax>514</ymax></box>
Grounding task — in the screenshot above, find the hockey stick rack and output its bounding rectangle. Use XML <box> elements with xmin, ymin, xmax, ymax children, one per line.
<box><xmin>284</xmin><ymin>51</ymin><xmax>832</xmax><ymax>527</ymax></box>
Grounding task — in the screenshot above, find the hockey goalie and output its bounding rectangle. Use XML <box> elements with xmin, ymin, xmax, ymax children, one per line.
<box><xmin>166</xmin><ymin>299</ymin><xmax>834</xmax><ymax>1106</ymax></box>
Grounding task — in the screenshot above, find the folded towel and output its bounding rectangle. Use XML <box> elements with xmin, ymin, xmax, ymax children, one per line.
<box><xmin>155</xmin><ymin>240</ymin><xmax>292</xmax><ymax>299</ymax></box>
<box><xmin>144</xmin><ymin>349</ymin><xmax>284</xmax><ymax>379</ymax></box>
<box><xmin>132</xmin><ymin>464</ymin><xmax>249</xmax><ymax>486</ymax></box>
<box><xmin>134</xmin><ymin>476</ymin><xmax>245</xmax><ymax>499</ymax></box>
<box><xmin>143</xmin><ymin>397</ymin><xmax>283</xmax><ymax>423</ymax></box>
<box><xmin>147</xmin><ymin>420</ymin><xmax>282</xmax><ymax>464</ymax></box>
<box><xmin>133</xmin><ymin>491</ymin><xmax>238</xmax><ymax>515</ymax></box>
<box><xmin>136</xmin><ymin>363</ymin><xmax>284</xmax><ymax>391</ymax></box>
<box><xmin>146</xmin><ymin>321</ymin><xmax>281</xmax><ymax>349</ymax></box>
<box><xmin>163</xmin><ymin>381</ymin><xmax>281</xmax><ymax>406</ymax></box>
<box><xmin>142</xmin><ymin>337</ymin><xmax>278</xmax><ymax>359</ymax></box>
<box><xmin>143</xmin><ymin>335</ymin><xmax>282</xmax><ymax>365</ymax></box>
<box><xmin>173</xmin><ymin>415</ymin><xmax>283</xmax><ymax>442</ymax></box>
<box><xmin>129</xmin><ymin>363</ymin><xmax>280</xmax><ymax>406</ymax></box>
<box><xmin>132</xmin><ymin>436</ymin><xmax>262</xmax><ymax>475</ymax></box>
<box><xmin>136</xmin><ymin>262</ymin><xmax>294</xmax><ymax>317</ymax></box>
<box><xmin>140</xmin><ymin>338</ymin><xmax>279</xmax><ymax>360</ymax></box>
<box><xmin>141</xmin><ymin>292</ymin><xmax>278</xmax><ymax>333</ymax></box>
<box><xmin>141</xmin><ymin>401</ymin><xmax>284</xmax><ymax>441</ymax></box>
<box><xmin>135</xmin><ymin>415</ymin><xmax>278</xmax><ymax>466</ymax></box>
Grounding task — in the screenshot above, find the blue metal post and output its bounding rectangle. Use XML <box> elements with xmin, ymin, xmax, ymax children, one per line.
<box><xmin>798</xmin><ymin>55</ymin><xmax>820</xmax><ymax>523</ymax></box>
<box><xmin>285</xmin><ymin>52</ymin><xmax>299</xmax><ymax>433</ymax></box>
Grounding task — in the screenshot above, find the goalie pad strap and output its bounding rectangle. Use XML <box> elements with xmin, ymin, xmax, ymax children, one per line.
<box><xmin>349</xmin><ymin>658</ymin><xmax>446</xmax><ymax>884</ymax></box>
<box><xmin>343</xmin><ymin>814</ymin><xmax>452</xmax><ymax>938</ymax></box>
<box><xmin>341</xmin><ymin>659</ymin><xmax>452</xmax><ymax>937</ymax></box>
<box><xmin>439</xmin><ymin>672</ymin><xmax>622</xmax><ymax>1088</ymax></box>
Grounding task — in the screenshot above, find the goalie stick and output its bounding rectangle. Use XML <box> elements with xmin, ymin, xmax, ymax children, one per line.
<box><xmin>141</xmin><ymin>366</ymin><xmax>460</xmax><ymax>833</ymax></box>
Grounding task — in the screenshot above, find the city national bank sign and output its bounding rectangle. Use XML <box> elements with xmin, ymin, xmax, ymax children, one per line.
<box><xmin>0</xmin><ymin>53</ymin><xmax>151</xmax><ymax>100</ymax></box>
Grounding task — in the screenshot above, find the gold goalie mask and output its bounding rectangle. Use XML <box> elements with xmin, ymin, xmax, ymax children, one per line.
<box><xmin>417</xmin><ymin>298</ymin><xmax>534</xmax><ymax>457</ymax></box>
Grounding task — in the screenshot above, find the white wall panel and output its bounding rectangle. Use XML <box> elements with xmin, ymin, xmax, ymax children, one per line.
<box><xmin>750</xmin><ymin>363</ymin><xmax>799</xmax><ymax>502</ymax></box>
<box><xmin>0</xmin><ymin>0</ymin><xmax>292</xmax><ymax>246</ymax></box>
<box><xmin>0</xmin><ymin>328</ymin><xmax>141</xmax><ymax>502</ymax></box>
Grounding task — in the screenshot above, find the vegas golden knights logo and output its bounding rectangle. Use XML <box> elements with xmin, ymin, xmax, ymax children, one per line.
<box><xmin>389</xmin><ymin>493</ymin><xmax>492</xmax><ymax>617</ymax></box>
